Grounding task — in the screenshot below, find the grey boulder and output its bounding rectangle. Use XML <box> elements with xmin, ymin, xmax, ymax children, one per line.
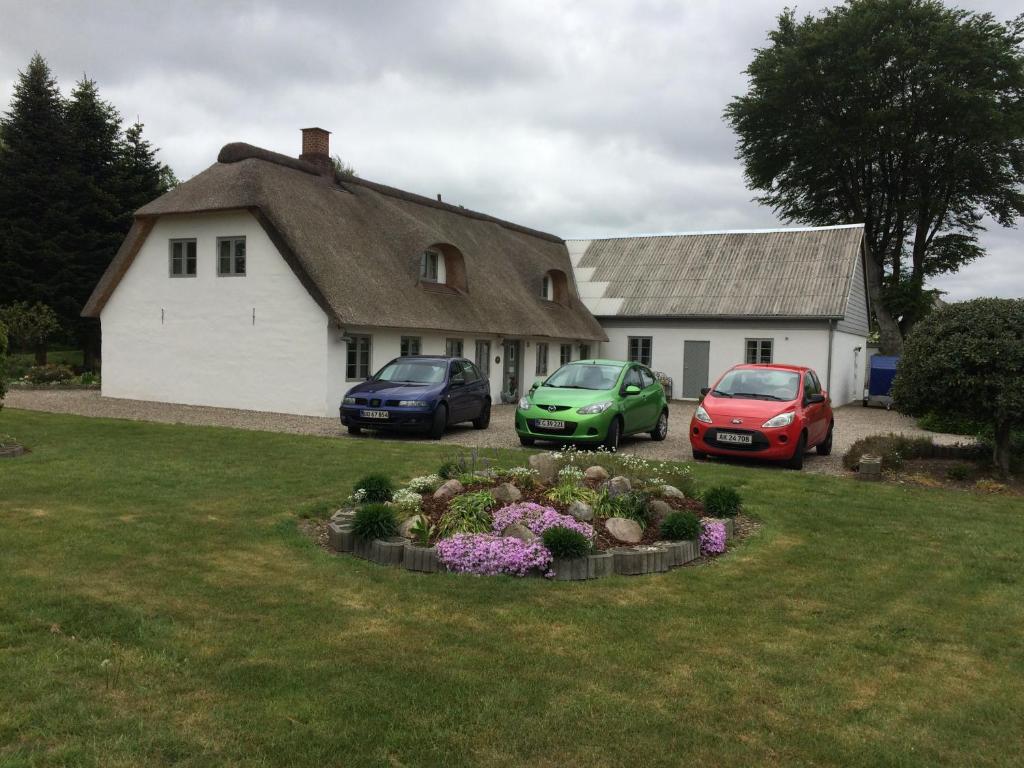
<box><xmin>605</xmin><ymin>516</ymin><xmax>643</xmax><ymax>544</ymax></box>
<box><xmin>433</xmin><ymin>479</ymin><xmax>464</xmax><ymax>501</ymax></box>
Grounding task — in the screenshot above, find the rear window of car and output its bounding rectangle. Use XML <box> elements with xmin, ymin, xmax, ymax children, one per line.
<box><xmin>375</xmin><ymin>359</ymin><xmax>447</xmax><ymax>384</ymax></box>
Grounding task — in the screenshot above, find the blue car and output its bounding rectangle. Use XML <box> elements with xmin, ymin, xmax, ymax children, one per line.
<box><xmin>340</xmin><ymin>356</ymin><xmax>491</xmax><ymax>439</ymax></box>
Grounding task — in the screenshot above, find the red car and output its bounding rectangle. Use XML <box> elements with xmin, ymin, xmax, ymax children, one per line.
<box><xmin>689</xmin><ymin>364</ymin><xmax>833</xmax><ymax>470</ymax></box>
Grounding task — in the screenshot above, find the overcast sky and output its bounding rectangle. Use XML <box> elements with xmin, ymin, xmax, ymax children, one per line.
<box><xmin>1</xmin><ymin>0</ymin><xmax>1020</xmax><ymax>300</ymax></box>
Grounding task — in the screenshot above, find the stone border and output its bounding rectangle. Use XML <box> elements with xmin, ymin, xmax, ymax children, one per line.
<box><xmin>0</xmin><ymin>444</ymin><xmax>25</xmax><ymax>459</ymax></box>
<box><xmin>324</xmin><ymin>507</ymin><xmax>736</xmax><ymax>580</ymax></box>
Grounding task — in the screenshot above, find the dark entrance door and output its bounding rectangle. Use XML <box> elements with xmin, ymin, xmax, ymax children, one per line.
<box><xmin>502</xmin><ymin>340</ymin><xmax>521</xmax><ymax>399</ymax></box>
<box><xmin>682</xmin><ymin>340</ymin><xmax>710</xmax><ymax>399</ymax></box>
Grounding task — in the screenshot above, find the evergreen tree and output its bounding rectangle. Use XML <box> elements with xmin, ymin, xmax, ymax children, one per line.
<box><xmin>117</xmin><ymin>120</ymin><xmax>177</xmax><ymax>225</ymax></box>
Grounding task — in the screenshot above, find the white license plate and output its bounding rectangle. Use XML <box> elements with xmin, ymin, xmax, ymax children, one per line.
<box><xmin>537</xmin><ymin>419</ymin><xmax>566</xmax><ymax>429</ymax></box>
<box><xmin>360</xmin><ymin>410</ymin><xmax>389</xmax><ymax>419</ymax></box>
<box><xmin>717</xmin><ymin>431</ymin><xmax>752</xmax><ymax>445</ymax></box>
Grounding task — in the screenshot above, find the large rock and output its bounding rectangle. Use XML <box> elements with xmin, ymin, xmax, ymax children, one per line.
<box><xmin>567</xmin><ymin>500</ymin><xmax>594</xmax><ymax>522</ymax></box>
<box><xmin>528</xmin><ymin>453</ymin><xmax>559</xmax><ymax>484</ymax></box>
<box><xmin>649</xmin><ymin>499</ymin><xmax>673</xmax><ymax>518</ymax></box>
<box><xmin>584</xmin><ymin>465</ymin><xmax>609</xmax><ymax>482</ymax></box>
<box><xmin>661</xmin><ymin>485</ymin><xmax>686</xmax><ymax>500</ymax></box>
<box><xmin>605</xmin><ymin>516</ymin><xmax>643</xmax><ymax>544</ymax></box>
<box><xmin>433</xmin><ymin>479</ymin><xmax>464</xmax><ymax>501</ymax></box>
<box><xmin>605</xmin><ymin>476</ymin><xmax>632</xmax><ymax>498</ymax></box>
<box><xmin>398</xmin><ymin>514</ymin><xmax>429</xmax><ymax>539</ymax></box>
<box><xmin>492</xmin><ymin>482</ymin><xmax>522</xmax><ymax>504</ymax></box>
<box><xmin>501</xmin><ymin>523</ymin><xmax>537</xmax><ymax>542</ymax></box>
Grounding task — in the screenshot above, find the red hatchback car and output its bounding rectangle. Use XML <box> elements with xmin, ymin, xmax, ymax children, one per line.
<box><xmin>689</xmin><ymin>364</ymin><xmax>833</xmax><ymax>469</ymax></box>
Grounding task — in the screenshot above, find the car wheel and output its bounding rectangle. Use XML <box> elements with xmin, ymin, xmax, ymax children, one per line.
<box><xmin>786</xmin><ymin>432</ymin><xmax>807</xmax><ymax>470</ymax></box>
<box><xmin>650</xmin><ymin>410</ymin><xmax>669</xmax><ymax>441</ymax></box>
<box><xmin>428</xmin><ymin>404</ymin><xmax>448</xmax><ymax>440</ymax></box>
<box><xmin>603</xmin><ymin>417</ymin><xmax>622</xmax><ymax>451</ymax></box>
<box><xmin>692</xmin><ymin>449</ymin><xmax>707</xmax><ymax>460</ymax></box>
<box><xmin>518</xmin><ymin>435</ymin><xmax>535</xmax><ymax>447</ymax></box>
<box><xmin>347</xmin><ymin>425</ymin><xmax>362</xmax><ymax>436</ymax></box>
<box><xmin>472</xmin><ymin>400</ymin><xmax>491</xmax><ymax>430</ymax></box>
<box><xmin>817</xmin><ymin>423</ymin><xmax>834</xmax><ymax>456</ymax></box>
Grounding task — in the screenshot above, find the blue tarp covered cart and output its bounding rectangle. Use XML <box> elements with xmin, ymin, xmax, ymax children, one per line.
<box><xmin>863</xmin><ymin>355</ymin><xmax>899</xmax><ymax>409</ymax></box>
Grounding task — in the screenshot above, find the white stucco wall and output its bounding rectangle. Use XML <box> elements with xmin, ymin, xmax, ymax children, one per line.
<box><xmin>101</xmin><ymin>210</ymin><xmax>332</xmax><ymax>416</ymax></box>
<box><xmin>828</xmin><ymin>330</ymin><xmax>867</xmax><ymax>406</ymax></box>
<box><xmin>598</xmin><ymin>320</ymin><xmax>847</xmax><ymax>401</ymax></box>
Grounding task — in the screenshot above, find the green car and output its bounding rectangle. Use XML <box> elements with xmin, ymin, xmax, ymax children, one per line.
<box><xmin>516</xmin><ymin>359</ymin><xmax>669</xmax><ymax>450</ymax></box>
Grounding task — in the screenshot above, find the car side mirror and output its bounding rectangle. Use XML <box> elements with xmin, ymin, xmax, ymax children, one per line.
<box><xmin>531</xmin><ymin>378</ymin><xmax>545</xmax><ymax>392</ymax></box>
<box><xmin>625</xmin><ymin>385</ymin><xmax>641</xmax><ymax>396</ymax></box>
<box><xmin>700</xmin><ymin>387</ymin><xmax>711</xmax><ymax>397</ymax></box>
<box><xmin>807</xmin><ymin>393</ymin><xmax>825</xmax><ymax>404</ymax></box>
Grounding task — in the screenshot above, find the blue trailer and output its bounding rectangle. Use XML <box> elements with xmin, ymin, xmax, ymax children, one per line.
<box><xmin>863</xmin><ymin>355</ymin><xmax>899</xmax><ymax>409</ymax></box>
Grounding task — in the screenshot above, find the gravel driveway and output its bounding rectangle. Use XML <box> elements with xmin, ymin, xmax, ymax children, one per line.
<box><xmin>6</xmin><ymin>390</ymin><xmax>971</xmax><ymax>476</ymax></box>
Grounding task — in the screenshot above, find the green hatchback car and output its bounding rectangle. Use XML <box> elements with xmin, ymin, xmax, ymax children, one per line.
<box><xmin>516</xmin><ymin>359</ymin><xmax>669</xmax><ymax>450</ymax></box>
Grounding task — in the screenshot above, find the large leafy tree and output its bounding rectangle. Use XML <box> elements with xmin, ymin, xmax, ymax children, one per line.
<box><xmin>892</xmin><ymin>299</ymin><xmax>1023</xmax><ymax>474</ymax></box>
<box><xmin>726</xmin><ymin>0</ymin><xmax>1024</xmax><ymax>353</ymax></box>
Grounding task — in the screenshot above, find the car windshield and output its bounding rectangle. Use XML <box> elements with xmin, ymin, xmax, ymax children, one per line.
<box><xmin>543</xmin><ymin>363</ymin><xmax>623</xmax><ymax>391</ymax></box>
<box><xmin>713</xmin><ymin>369</ymin><xmax>800</xmax><ymax>401</ymax></box>
<box><xmin>374</xmin><ymin>359</ymin><xmax>447</xmax><ymax>384</ymax></box>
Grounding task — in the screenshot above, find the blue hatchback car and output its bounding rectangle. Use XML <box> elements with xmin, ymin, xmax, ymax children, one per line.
<box><xmin>340</xmin><ymin>356</ymin><xmax>491</xmax><ymax>439</ymax></box>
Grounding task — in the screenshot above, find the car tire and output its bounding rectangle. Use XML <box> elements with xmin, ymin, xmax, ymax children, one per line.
<box><xmin>347</xmin><ymin>425</ymin><xmax>362</xmax><ymax>436</ymax></box>
<box><xmin>786</xmin><ymin>432</ymin><xmax>807</xmax><ymax>470</ymax></box>
<box><xmin>472</xmin><ymin>400</ymin><xmax>491</xmax><ymax>430</ymax></box>
<box><xmin>692</xmin><ymin>449</ymin><xmax>707</xmax><ymax>460</ymax></box>
<box><xmin>429</xmin><ymin>404</ymin><xmax>448</xmax><ymax>440</ymax></box>
<box><xmin>650</xmin><ymin>410</ymin><xmax>669</xmax><ymax>442</ymax></box>
<box><xmin>817</xmin><ymin>423</ymin><xmax>834</xmax><ymax>456</ymax></box>
<box><xmin>518</xmin><ymin>435</ymin><xmax>535</xmax><ymax>447</ymax></box>
<box><xmin>603</xmin><ymin>417</ymin><xmax>622</xmax><ymax>452</ymax></box>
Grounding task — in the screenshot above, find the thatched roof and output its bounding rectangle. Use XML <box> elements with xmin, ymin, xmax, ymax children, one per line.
<box><xmin>568</xmin><ymin>225</ymin><xmax>866</xmax><ymax>320</ymax></box>
<box><xmin>83</xmin><ymin>143</ymin><xmax>606</xmax><ymax>342</ymax></box>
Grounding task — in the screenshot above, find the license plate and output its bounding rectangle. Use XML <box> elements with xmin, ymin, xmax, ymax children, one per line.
<box><xmin>537</xmin><ymin>419</ymin><xmax>565</xmax><ymax>429</ymax></box>
<box><xmin>717</xmin><ymin>431</ymin><xmax>752</xmax><ymax>445</ymax></box>
<box><xmin>360</xmin><ymin>410</ymin><xmax>389</xmax><ymax>420</ymax></box>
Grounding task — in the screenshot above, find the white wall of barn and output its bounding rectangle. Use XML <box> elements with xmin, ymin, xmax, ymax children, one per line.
<box><xmin>598</xmin><ymin>320</ymin><xmax>865</xmax><ymax>405</ymax></box>
<box><xmin>100</xmin><ymin>210</ymin><xmax>332</xmax><ymax>416</ymax></box>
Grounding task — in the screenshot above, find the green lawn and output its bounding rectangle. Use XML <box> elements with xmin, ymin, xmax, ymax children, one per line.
<box><xmin>1</xmin><ymin>409</ymin><xmax>1023</xmax><ymax>767</ymax></box>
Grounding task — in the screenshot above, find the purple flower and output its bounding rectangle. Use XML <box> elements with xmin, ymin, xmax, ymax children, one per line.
<box><xmin>700</xmin><ymin>520</ymin><xmax>727</xmax><ymax>556</ymax></box>
<box><xmin>436</xmin><ymin>533</ymin><xmax>553</xmax><ymax>577</ymax></box>
<box><xmin>492</xmin><ymin>502</ymin><xmax>594</xmax><ymax>539</ymax></box>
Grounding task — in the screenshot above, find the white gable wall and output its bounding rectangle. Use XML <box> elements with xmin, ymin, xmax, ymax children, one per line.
<box><xmin>101</xmin><ymin>210</ymin><xmax>331</xmax><ymax>416</ymax></box>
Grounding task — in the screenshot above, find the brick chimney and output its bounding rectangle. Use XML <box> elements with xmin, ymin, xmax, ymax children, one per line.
<box><xmin>300</xmin><ymin>127</ymin><xmax>332</xmax><ymax>173</ymax></box>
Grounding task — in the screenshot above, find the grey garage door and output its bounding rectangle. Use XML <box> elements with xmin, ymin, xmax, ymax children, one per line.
<box><xmin>682</xmin><ymin>340</ymin><xmax>710</xmax><ymax>399</ymax></box>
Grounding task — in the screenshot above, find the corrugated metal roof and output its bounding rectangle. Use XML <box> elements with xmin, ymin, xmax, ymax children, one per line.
<box><xmin>568</xmin><ymin>225</ymin><xmax>865</xmax><ymax>320</ymax></box>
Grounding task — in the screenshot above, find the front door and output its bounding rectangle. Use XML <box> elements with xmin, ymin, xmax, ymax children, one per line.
<box><xmin>682</xmin><ymin>341</ymin><xmax>710</xmax><ymax>399</ymax></box>
<box><xmin>502</xmin><ymin>340</ymin><xmax>521</xmax><ymax>399</ymax></box>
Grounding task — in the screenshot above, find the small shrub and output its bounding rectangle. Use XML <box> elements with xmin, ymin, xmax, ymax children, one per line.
<box><xmin>542</xmin><ymin>526</ymin><xmax>591</xmax><ymax>559</ymax></box>
<box><xmin>353</xmin><ymin>474</ymin><xmax>393</xmax><ymax>503</ymax></box>
<box><xmin>25</xmin><ymin>363</ymin><xmax>74</xmax><ymax>384</ymax></box>
<box><xmin>499</xmin><ymin>466</ymin><xmax>539</xmax><ymax>489</ymax></box>
<box><xmin>612</xmin><ymin>491</ymin><xmax>651</xmax><ymax>528</ymax></box>
<box><xmin>438</xmin><ymin>461</ymin><xmax>461</xmax><ymax>480</ymax></box>
<box><xmin>406</xmin><ymin>474</ymin><xmax>442</xmax><ymax>493</ymax></box>
<box><xmin>391</xmin><ymin>488</ymin><xmax>422</xmax><ymax>516</ymax></box>
<box><xmin>946</xmin><ymin>463</ymin><xmax>972</xmax><ymax>482</ymax></box>
<box><xmin>437</xmin><ymin>490</ymin><xmax>497</xmax><ymax>538</ymax></box>
<box><xmin>700</xmin><ymin>520</ymin><xmax>727</xmax><ymax>555</ymax></box>
<box><xmin>352</xmin><ymin>503</ymin><xmax>397</xmax><ymax>540</ymax></box>
<box><xmin>842</xmin><ymin>433</ymin><xmax>983</xmax><ymax>472</ymax></box>
<box><xmin>545</xmin><ymin>483</ymin><xmax>597</xmax><ymax>506</ymax></box>
<box><xmin>659</xmin><ymin>510</ymin><xmax>701</xmax><ymax>541</ymax></box>
<box><xmin>409</xmin><ymin>515</ymin><xmax>435</xmax><ymax>547</ymax></box>
<box><xmin>703</xmin><ymin>486</ymin><xmax>741</xmax><ymax>518</ymax></box>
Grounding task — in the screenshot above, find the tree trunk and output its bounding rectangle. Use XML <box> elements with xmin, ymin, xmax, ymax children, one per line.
<box><xmin>34</xmin><ymin>343</ymin><xmax>47</xmax><ymax>366</ymax></box>
<box><xmin>994</xmin><ymin>419</ymin><xmax>1012</xmax><ymax>477</ymax></box>
<box><xmin>862</xmin><ymin>248</ymin><xmax>903</xmax><ymax>354</ymax></box>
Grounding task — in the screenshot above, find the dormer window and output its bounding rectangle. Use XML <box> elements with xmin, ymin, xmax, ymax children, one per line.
<box><xmin>420</xmin><ymin>249</ymin><xmax>445</xmax><ymax>283</ymax></box>
<box><xmin>542</xmin><ymin>269</ymin><xmax>569</xmax><ymax>305</ymax></box>
<box><xmin>417</xmin><ymin>244</ymin><xmax>465</xmax><ymax>292</ymax></box>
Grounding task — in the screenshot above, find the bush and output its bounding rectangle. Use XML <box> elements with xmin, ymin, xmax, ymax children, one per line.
<box><xmin>353</xmin><ymin>473</ymin><xmax>393</xmax><ymax>503</ymax></box>
<box><xmin>542</xmin><ymin>526</ymin><xmax>591</xmax><ymax>559</ymax></box>
<box><xmin>390</xmin><ymin>488</ymin><xmax>422</xmax><ymax>516</ymax></box>
<box><xmin>437</xmin><ymin>490</ymin><xmax>496</xmax><ymax>538</ymax></box>
<box><xmin>842</xmin><ymin>433</ymin><xmax>983</xmax><ymax>472</ymax></box>
<box><xmin>703</xmin><ymin>486</ymin><xmax>741</xmax><ymax>518</ymax></box>
<box><xmin>438</xmin><ymin>461</ymin><xmax>461</xmax><ymax>480</ymax></box>
<box><xmin>24</xmin><ymin>363</ymin><xmax>74</xmax><ymax>384</ymax></box>
<box><xmin>405</xmin><ymin>474</ymin><xmax>443</xmax><ymax>493</ymax></box>
<box><xmin>659</xmin><ymin>510</ymin><xmax>701</xmax><ymax>541</ymax></box>
<box><xmin>545</xmin><ymin>483</ymin><xmax>597</xmax><ymax>506</ymax></box>
<box><xmin>351</xmin><ymin>503</ymin><xmax>397</xmax><ymax>540</ymax></box>
<box><xmin>612</xmin><ymin>491</ymin><xmax>651</xmax><ymax>527</ymax></box>
<box><xmin>946</xmin><ymin>463</ymin><xmax>972</xmax><ymax>482</ymax></box>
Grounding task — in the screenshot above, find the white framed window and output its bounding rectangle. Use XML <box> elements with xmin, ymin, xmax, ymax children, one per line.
<box><xmin>169</xmin><ymin>239</ymin><xmax>197</xmax><ymax>277</ymax></box>
<box><xmin>400</xmin><ymin>336</ymin><xmax>421</xmax><ymax>357</ymax></box>
<box><xmin>745</xmin><ymin>338</ymin><xmax>773</xmax><ymax>364</ymax></box>
<box><xmin>560</xmin><ymin>343</ymin><xmax>572</xmax><ymax>366</ymax></box>
<box><xmin>627</xmin><ymin>336</ymin><xmax>653</xmax><ymax>367</ymax></box>
<box><xmin>217</xmin><ymin>237</ymin><xmax>246</xmax><ymax>276</ymax></box>
<box><xmin>420</xmin><ymin>249</ymin><xmax>441</xmax><ymax>282</ymax></box>
<box><xmin>446</xmin><ymin>338</ymin><xmax>463</xmax><ymax>357</ymax></box>
<box><xmin>475</xmin><ymin>340</ymin><xmax>491</xmax><ymax>378</ymax></box>
<box><xmin>541</xmin><ymin>275</ymin><xmax>552</xmax><ymax>300</ymax></box>
<box><xmin>535</xmin><ymin>342</ymin><xmax>549</xmax><ymax>376</ymax></box>
<box><xmin>347</xmin><ymin>335</ymin><xmax>372</xmax><ymax>380</ymax></box>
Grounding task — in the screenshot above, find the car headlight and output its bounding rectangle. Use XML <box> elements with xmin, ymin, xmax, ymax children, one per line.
<box><xmin>398</xmin><ymin>400</ymin><xmax>429</xmax><ymax>408</ymax></box>
<box><xmin>342</xmin><ymin>396</ymin><xmax>357</xmax><ymax>405</ymax></box>
<box><xmin>694</xmin><ymin>405</ymin><xmax>712</xmax><ymax>423</ymax></box>
<box><xmin>518</xmin><ymin>397</ymin><xmax>531</xmax><ymax>410</ymax></box>
<box><xmin>577</xmin><ymin>400</ymin><xmax>613</xmax><ymax>415</ymax></box>
<box><xmin>762</xmin><ymin>411</ymin><xmax>796</xmax><ymax>428</ymax></box>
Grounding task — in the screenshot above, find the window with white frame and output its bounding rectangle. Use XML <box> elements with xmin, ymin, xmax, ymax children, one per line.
<box><xmin>535</xmin><ymin>342</ymin><xmax>549</xmax><ymax>376</ymax></box>
<box><xmin>169</xmin><ymin>239</ymin><xmax>197</xmax><ymax>277</ymax></box>
<box><xmin>475</xmin><ymin>340</ymin><xmax>491</xmax><ymax>378</ymax></box>
<box><xmin>446</xmin><ymin>338</ymin><xmax>463</xmax><ymax>357</ymax></box>
<box><xmin>560</xmin><ymin>343</ymin><xmax>572</xmax><ymax>366</ymax></box>
<box><xmin>347</xmin><ymin>335</ymin><xmax>372</xmax><ymax>380</ymax></box>
<box><xmin>541</xmin><ymin>275</ymin><xmax>552</xmax><ymax>300</ymax></box>
<box><xmin>745</xmin><ymin>338</ymin><xmax>773</xmax><ymax>364</ymax></box>
<box><xmin>217</xmin><ymin>237</ymin><xmax>246</xmax><ymax>276</ymax></box>
<box><xmin>627</xmin><ymin>336</ymin><xmax>653</xmax><ymax>367</ymax></box>
<box><xmin>420</xmin><ymin>249</ymin><xmax>441</xmax><ymax>282</ymax></box>
<box><xmin>400</xmin><ymin>336</ymin><xmax>421</xmax><ymax>357</ymax></box>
